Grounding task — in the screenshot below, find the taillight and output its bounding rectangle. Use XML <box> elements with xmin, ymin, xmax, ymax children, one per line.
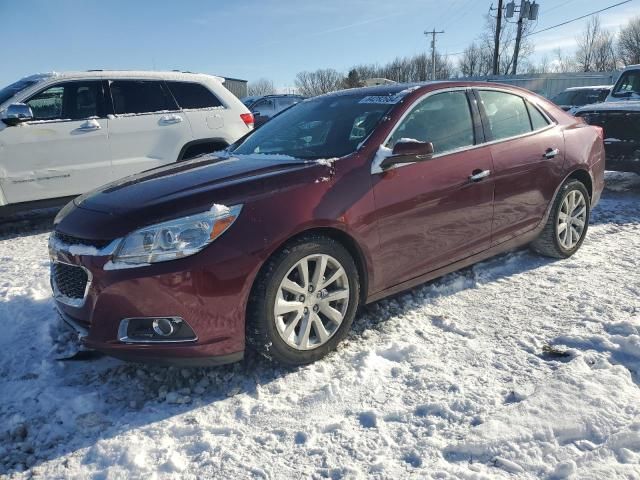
<box><xmin>240</xmin><ymin>113</ymin><xmax>254</xmax><ymax>128</ymax></box>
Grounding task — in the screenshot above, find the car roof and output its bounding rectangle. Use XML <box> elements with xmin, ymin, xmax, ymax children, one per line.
<box><xmin>18</xmin><ymin>70</ymin><xmax>226</xmax><ymax>84</ymax></box>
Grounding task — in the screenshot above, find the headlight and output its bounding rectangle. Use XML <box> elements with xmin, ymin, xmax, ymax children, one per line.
<box><xmin>108</xmin><ymin>204</ymin><xmax>242</xmax><ymax>268</ymax></box>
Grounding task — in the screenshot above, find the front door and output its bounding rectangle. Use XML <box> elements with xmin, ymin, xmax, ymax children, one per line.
<box><xmin>0</xmin><ymin>80</ymin><xmax>111</xmax><ymax>204</ymax></box>
<box><xmin>372</xmin><ymin>90</ymin><xmax>495</xmax><ymax>288</ymax></box>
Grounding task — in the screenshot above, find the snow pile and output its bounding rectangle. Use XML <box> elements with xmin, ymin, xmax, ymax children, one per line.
<box><xmin>0</xmin><ymin>172</ymin><xmax>640</xmax><ymax>478</ymax></box>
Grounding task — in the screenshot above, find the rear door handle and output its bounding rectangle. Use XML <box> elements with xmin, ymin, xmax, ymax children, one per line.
<box><xmin>469</xmin><ymin>169</ymin><xmax>491</xmax><ymax>182</ymax></box>
<box><xmin>544</xmin><ymin>148</ymin><xmax>560</xmax><ymax>159</ymax></box>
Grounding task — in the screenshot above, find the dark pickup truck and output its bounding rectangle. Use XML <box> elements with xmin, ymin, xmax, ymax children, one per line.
<box><xmin>575</xmin><ymin>66</ymin><xmax>640</xmax><ymax>173</ymax></box>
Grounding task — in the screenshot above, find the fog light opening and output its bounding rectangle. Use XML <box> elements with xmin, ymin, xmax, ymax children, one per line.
<box><xmin>153</xmin><ymin>318</ymin><xmax>177</xmax><ymax>337</ymax></box>
<box><xmin>118</xmin><ymin>317</ymin><xmax>197</xmax><ymax>343</ymax></box>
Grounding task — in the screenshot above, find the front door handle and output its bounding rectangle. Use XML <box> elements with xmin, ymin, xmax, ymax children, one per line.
<box><xmin>469</xmin><ymin>169</ymin><xmax>491</xmax><ymax>182</ymax></box>
<box><xmin>160</xmin><ymin>114</ymin><xmax>183</xmax><ymax>124</ymax></box>
<box><xmin>544</xmin><ymin>148</ymin><xmax>560</xmax><ymax>159</ymax></box>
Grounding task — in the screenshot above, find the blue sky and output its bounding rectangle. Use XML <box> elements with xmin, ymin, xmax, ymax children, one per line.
<box><xmin>0</xmin><ymin>0</ymin><xmax>637</xmax><ymax>89</ymax></box>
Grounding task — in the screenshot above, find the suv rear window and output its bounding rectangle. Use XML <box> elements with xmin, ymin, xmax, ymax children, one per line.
<box><xmin>166</xmin><ymin>81</ymin><xmax>223</xmax><ymax>109</ymax></box>
<box><xmin>109</xmin><ymin>80</ymin><xmax>177</xmax><ymax>115</ymax></box>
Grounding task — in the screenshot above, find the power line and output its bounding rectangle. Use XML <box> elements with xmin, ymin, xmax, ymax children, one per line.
<box><xmin>526</xmin><ymin>0</ymin><xmax>632</xmax><ymax>37</ymax></box>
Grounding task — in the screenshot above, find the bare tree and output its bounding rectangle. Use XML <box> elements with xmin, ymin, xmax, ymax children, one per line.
<box><xmin>247</xmin><ymin>78</ymin><xmax>275</xmax><ymax>96</ymax></box>
<box><xmin>294</xmin><ymin>69</ymin><xmax>343</xmax><ymax>97</ymax></box>
<box><xmin>618</xmin><ymin>16</ymin><xmax>640</xmax><ymax>66</ymax></box>
<box><xmin>575</xmin><ymin>16</ymin><xmax>618</xmax><ymax>72</ymax></box>
<box><xmin>343</xmin><ymin>69</ymin><xmax>363</xmax><ymax>89</ymax></box>
<box><xmin>551</xmin><ymin>48</ymin><xmax>577</xmax><ymax>73</ymax></box>
<box><xmin>457</xmin><ymin>14</ymin><xmax>533</xmax><ymax>77</ymax></box>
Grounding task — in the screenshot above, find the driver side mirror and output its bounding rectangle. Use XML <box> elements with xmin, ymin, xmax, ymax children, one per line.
<box><xmin>1</xmin><ymin>103</ymin><xmax>34</xmax><ymax>126</ymax></box>
<box><xmin>380</xmin><ymin>140</ymin><xmax>434</xmax><ymax>170</ymax></box>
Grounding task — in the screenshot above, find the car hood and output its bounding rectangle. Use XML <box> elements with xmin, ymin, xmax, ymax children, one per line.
<box><xmin>70</xmin><ymin>153</ymin><xmax>327</xmax><ymax>221</ymax></box>
<box><xmin>575</xmin><ymin>100</ymin><xmax>640</xmax><ymax>114</ymax></box>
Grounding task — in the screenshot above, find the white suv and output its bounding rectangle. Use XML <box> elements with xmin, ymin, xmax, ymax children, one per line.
<box><xmin>0</xmin><ymin>71</ymin><xmax>253</xmax><ymax>213</ymax></box>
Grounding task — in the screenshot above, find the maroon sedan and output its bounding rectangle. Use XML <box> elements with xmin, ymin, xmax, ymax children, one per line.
<box><xmin>50</xmin><ymin>82</ymin><xmax>605</xmax><ymax>366</ymax></box>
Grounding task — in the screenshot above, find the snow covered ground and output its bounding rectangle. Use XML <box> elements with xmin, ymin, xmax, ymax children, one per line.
<box><xmin>1</xmin><ymin>172</ymin><xmax>640</xmax><ymax>479</ymax></box>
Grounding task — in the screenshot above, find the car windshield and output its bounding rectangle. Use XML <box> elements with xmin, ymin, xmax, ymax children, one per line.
<box><xmin>612</xmin><ymin>71</ymin><xmax>640</xmax><ymax>98</ymax></box>
<box><xmin>552</xmin><ymin>91</ymin><xmax>576</xmax><ymax>105</ymax></box>
<box><xmin>0</xmin><ymin>79</ymin><xmax>39</xmax><ymax>105</ymax></box>
<box><xmin>231</xmin><ymin>94</ymin><xmax>396</xmax><ymax>159</ymax></box>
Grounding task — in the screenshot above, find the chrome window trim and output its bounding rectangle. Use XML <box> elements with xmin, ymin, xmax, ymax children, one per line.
<box><xmin>117</xmin><ymin>317</ymin><xmax>198</xmax><ymax>344</ymax></box>
<box><xmin>371</xmin><ymin>86</ymin><xmax>557</xmax><ymax>175</ymax></box>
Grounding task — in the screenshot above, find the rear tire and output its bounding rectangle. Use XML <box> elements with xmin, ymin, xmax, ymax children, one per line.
<box><xmin>531</xmin><ymin>179</ymin><xmax>590</xmax><ymax>258</ymax></box>
<box><xmin>246</xmin><ymin>235</ymin><xmax>360</xmax><ymax>366</ymax></box>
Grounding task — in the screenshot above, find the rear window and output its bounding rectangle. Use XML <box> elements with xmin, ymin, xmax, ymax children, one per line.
<box><xmin>166</xmin><ymin>81</ymin><xmax>223</xmax><ymax>109</ymax></box>
<box><xmin>109</xmin><ymin>80</ymin><xmax>177</xmax><ymax>115</ymax></box>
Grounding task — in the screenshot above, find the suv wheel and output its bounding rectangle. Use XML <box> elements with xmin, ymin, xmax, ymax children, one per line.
<box><xmin>247</xmin><ymin>235</ymin><xmax>360</xmax><ymax>365</ymax></box>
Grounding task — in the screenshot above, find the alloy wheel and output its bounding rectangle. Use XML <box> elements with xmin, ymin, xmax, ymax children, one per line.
<box><xmin>557</xmin><ymin>189</ymin><xmax>587</xmax><ymax>250</ymax></box>
<box><xmin>273</xmin><ymin>254</ymin><xmax>350</xmax><ymax>350</ymax></box>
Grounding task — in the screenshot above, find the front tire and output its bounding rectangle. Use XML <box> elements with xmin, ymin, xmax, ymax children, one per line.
<box><xmin>247</xmin><ymin>235</ymin><xmax>360</xmax><ymax>366</ymax></box>
<box><xmin>532</xmin><ymin>179</ymin><xmax>590</xmax><ymax>258</ymax></box>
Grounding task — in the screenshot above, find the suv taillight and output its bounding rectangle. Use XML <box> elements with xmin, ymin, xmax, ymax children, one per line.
<box><xmin>240</xmin><ymin>113</ymin><xmax>254</xmax><ymax>128</ymax></box>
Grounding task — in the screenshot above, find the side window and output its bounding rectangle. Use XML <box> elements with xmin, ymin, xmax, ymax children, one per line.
<box><xmin>527</xmin><ymin>102</ymin><xmax>550</xmax><ymax>131</ymax></box>
<box><xmin>166</xmin><ymin>81</ymin><xmax>222</xmax><ymax>109</ymax></box>
<box><xmin>26</xmin><ymin>86</ymin><xmax>64</xmax><ymax>120</ymax></box>
<box><xmin>388</xmin><ymin>91</ymin><xmax>475</xmax><ymax>155</ymax></box>
<box><xmin>478</xmin><ymin>90</ymin><xmax>532</xmax><ymax>140</ymax></box>
<box><xmin>26</xmin><ymin>81</ymin><xmax>104</xmax><ymax>121</ymax></box>
<box><xmin>109</xmin><ymin>80</ymin><xmax>177</xmax><ymax>115</ymax></box>
<box><xmin>252</xmin><ymin>98</ymin><xmax>276</xmax><ymax>117</ymax></box>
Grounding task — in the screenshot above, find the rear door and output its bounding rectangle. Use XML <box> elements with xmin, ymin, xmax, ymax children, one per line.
<box><xmin>0</xmin><ymin>80</ymin><xmax>111</xmax><ymax>203</ymax></box>
<box><xmin>106</xmin><ymin>79</ymin><xmax>192</xmax><ymax>179</ymax></box>
<box><xmin>372</xmin><ymin>89</ymin><xmax>495</xmax><ymax>287</ymax></box>
<box><xmin>165</xmin><ymin>81</ymin><xmax>226</xmax><ymax>147</ymax></box>
<box><xmin>475</xmin><ymin>89</ymin><xmax>565</xmax><ymax>245</ymax></box>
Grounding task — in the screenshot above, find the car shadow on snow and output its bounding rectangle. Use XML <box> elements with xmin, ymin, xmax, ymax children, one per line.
<box><xmin>0</xmin><ymin>210</ymin><xmax>56</xmax><ymax>241</ymax></box>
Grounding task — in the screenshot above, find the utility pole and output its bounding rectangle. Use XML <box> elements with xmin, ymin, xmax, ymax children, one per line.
<box><xmin>424</xmin><ymin>28</ymin><xmax>445</xmax><ymax>80</ymax></box>
<box><xmin>492</xmin><ymin>0</ymin><xmax>504</xmax><ymax>75</ymax></box>
<box><xmin>512</xmin><ymin>7</ymin><xmax>524</xmax><ymax>75</ymax></box>
<box><xmin>509</xmin><ymin>1</ymin><xmax>539</xmax><ymax>75</ymax></box>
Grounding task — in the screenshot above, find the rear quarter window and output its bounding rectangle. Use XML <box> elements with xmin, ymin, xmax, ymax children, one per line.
<box><xmin>527</xmin><ymin>102</ymin><xmax>550</xmax><ymax>131</ymax></box>
<box><xmin>166</xmin><ymin>81</ymin><xmax>223</xmax><ymax>109</ymax></box>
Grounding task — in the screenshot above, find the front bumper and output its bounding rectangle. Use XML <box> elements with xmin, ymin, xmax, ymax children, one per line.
<box><xmin>50</xmin><ymin>236</ymin><xmax>260</xmax><ymax>366</ymax></box>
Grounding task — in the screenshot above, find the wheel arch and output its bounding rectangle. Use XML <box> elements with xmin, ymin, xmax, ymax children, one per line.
<box><xmin>178</xmin><ymin>138</ymin><xmax>229</xmax><ymax>161</ymax></box>
<box><xmin>565</xmin><ymin>168</ymin><xmax>593</xmax><ymax>200</ymax></box>
<box><xmin>255</xmin><ymin>226</ymin><xmax>371</xmax><ymax>306</ymax></box>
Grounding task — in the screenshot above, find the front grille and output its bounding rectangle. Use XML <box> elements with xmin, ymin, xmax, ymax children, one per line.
<box><xmin>54</xmin><ymin>232</ymin><xmax>111</xmax><ymax>249</ymax></box>
<box><xmin>52</xmin><ymin>262</ymin><xmax>89</xmax><ymax>299</ymax></box>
